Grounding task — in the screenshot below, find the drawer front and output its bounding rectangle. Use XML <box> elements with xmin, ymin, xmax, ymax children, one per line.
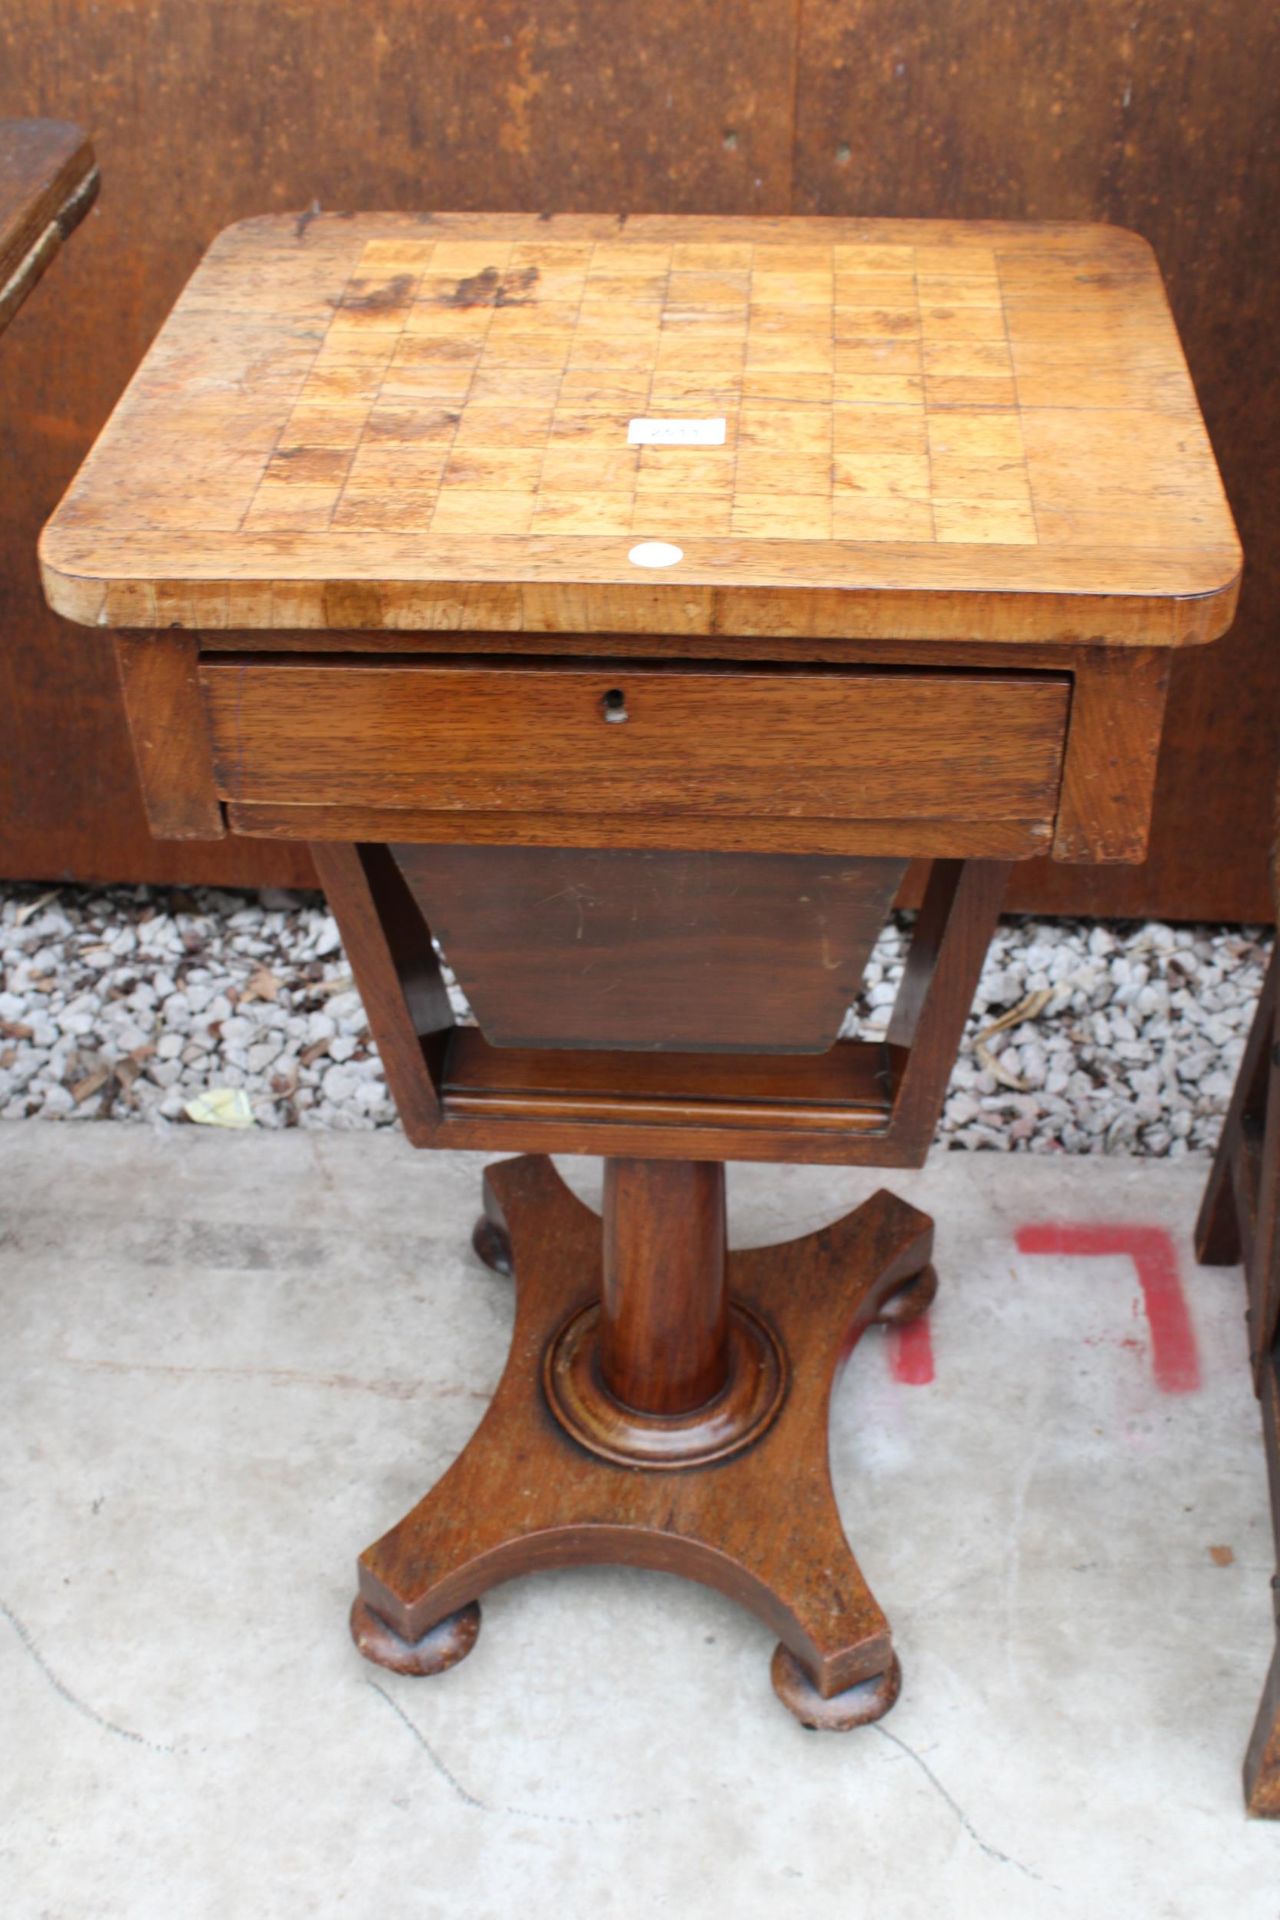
<box><xmin>198</xmin><ymin>659</ymin><xmax>1069</xmax><ymax>826</ymax></box>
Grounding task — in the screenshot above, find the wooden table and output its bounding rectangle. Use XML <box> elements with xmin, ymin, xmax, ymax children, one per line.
<box><xmin>41</xmin><ymin>213</ymin><xmax>1240</xmax><ymax>1734</ymax></box>
<box><xmin>0</xmin><ymin>119</ymin><xmax>97</xmax><ymax>338</ymax></box>
<box><xmin>1198</xmin><ymin>801</ymin><xmax>1280</xmax><ymax>1816</ymax></box>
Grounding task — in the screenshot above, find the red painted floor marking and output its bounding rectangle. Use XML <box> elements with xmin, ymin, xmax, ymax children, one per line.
<box><xmin>1014</xmin><ymin>1222</ymin><xmax>1201</xmax><ymax>1394</ymax></box>
<box><xmin>888</xmin><ymin>1314</ymin><xmax>935</xmax><ymax>1386</ymax></box>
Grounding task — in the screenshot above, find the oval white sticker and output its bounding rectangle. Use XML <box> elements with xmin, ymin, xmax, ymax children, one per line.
<box><xmin>628</xmin><ymin>541</ymin><xmax>684</xmax><ymax>569</ymax></box>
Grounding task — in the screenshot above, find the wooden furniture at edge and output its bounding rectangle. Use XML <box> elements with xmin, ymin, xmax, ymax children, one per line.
<box><xmin>1197</xmin><ymin>799</ymin><xmax>1280</xmax><ymax>1816</ymax></box>
<box><xmin>0</xmin><ymin>120</ymin><xmax>97</xmax><ymax>340</ymax></box>
<box><xmin>41</xmin><ymin>215</ymin><xmax>1241</xmax><ymax>1753</ymax></box>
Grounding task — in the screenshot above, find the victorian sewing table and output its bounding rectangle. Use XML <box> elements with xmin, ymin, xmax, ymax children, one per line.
<box><xmin>41</xmin><ymin>213</ymin><xmax>1239</xmax><ymax>1732</ymax></box>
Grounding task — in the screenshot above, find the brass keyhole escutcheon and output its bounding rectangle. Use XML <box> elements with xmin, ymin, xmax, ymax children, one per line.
<box><xmin>601</xmin><ymin>687</ymin><xmax>629</xmax><ymax>724</ymax></box>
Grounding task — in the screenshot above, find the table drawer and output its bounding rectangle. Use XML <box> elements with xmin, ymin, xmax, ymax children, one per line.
<box><xmin>198</xmin><ymin>658</ymin><xmax>1070</xmax><ymax>827</ymax></box>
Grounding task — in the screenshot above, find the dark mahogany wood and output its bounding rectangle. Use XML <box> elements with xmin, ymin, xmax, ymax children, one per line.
<box><xmin>393</xmin><ymin>844</ymin><xmax>906</xmax><ymax>1054</ymax></box>
<box><xmin>600</xmin><ymin>1160</ymin><xmax>728</xmax><ymax>1415</ymax></box>
<box><xmin>312</xmin><ymin>839</ymin><xmax>1009</xmax><ymax>1167</ymax></box>
<box><xmin>1197</xmin><ymin>945</ymin><xmax>1280</xmax><ymax>1816</ymax></box>
<box><xmin>352</xmin><ymin>1152</ymin><xmax>934</xmax><ymax>1716</ymax></box>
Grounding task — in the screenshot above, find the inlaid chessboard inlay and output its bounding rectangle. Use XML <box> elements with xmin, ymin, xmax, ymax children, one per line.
<box><xmin>40</xmin><ymin>213</ymin><xmax>1240</xmax><ymax>640</ymax></box>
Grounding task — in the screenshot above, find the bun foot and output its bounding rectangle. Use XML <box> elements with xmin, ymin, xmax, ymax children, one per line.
<box><xmin>874</xmin><ymin>1263</ymin><xmax>937</xmax><ymax>1327</ymax></box>
<box><xmin>771</xmin><ymin>1646</ymin><xmax>902</xmax><ymax>1730</ymax></box>
<box><xmin>471</xmin><ymin>1215</ymin><xmax>513</xmax><ymax>1277</ymax></box>
<box><xmin>350</xmin><ymin>1595</ymin><xmax>481</xmax><ymax>1676</ymax></box>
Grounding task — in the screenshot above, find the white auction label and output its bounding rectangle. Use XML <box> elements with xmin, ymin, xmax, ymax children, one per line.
<box><xmin>627</xmin><ymin>417</ymin><xmax>726</xmax><ymax>446</ymax></box>
<box><xmin>628</xmin><ymin>541</ymin><xmax>684</xmax><ymax>568</ymax></box>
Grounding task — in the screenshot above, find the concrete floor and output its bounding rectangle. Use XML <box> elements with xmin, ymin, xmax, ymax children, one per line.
<box><xmin>1</xmin><ymin>1125</ymin><xmax>1277</xmax><ymax>1918</ymax></box>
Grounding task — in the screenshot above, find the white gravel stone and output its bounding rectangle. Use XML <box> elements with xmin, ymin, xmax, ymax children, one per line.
<box><xmin>0</xmin><ymin>882</ymin><xmax>1269</xmax><ymax>1153</ymax></box>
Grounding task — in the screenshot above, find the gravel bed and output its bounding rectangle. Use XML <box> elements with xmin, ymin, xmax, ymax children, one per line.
<box><xmin>0</xmin><ymin>881</ymin><xmax>1268</xmax><ymax>1154</ymax></box>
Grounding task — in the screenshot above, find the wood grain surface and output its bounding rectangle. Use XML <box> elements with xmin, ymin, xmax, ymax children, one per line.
<box><xmin>3</xmin><ymin>0</ymin><xmax>1274</xmax><ymax>912</ymax></box>
<box><xmin>41</xmin><ymin>213</ymin><xmax>1238</xmax><ymax>643</ymax></box>
<box><xmin>197</xmin><ymin>657</ymin><xmax>1070</xmax><ymax>822</ymax></box>
<box><xmin>0</xmin><ymin>119</ymin><xmax>97</xmax><ymax>336</ymax></box>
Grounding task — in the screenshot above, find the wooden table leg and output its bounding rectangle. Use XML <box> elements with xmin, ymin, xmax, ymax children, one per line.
<box><xmin>350</xmin><ymin>1153</ymin><xmax>934</xmax><ymax>1727</ymax></box>
<box><xmin>1197</xmin><ymin>946</ymin><xmax>1280</xmax><ymax>1814</ymax></box>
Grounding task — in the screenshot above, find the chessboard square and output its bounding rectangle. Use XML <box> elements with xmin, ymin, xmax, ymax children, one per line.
<box><xmin>568</xmin><ymin>334</ymin><xmax>661</xmax><ymax>371</ymax></box>
<box><xmin>429</xmin><ymin>242</ymin><xmax>514</xmax><ymax>271</ymax></box>
<box><xmin>442</xmin><ymin>448</ymin><xmax>544</xmax><ymax>491</ymax></box>
<box><xmin>670</xmin><ymin>243</ymin><xmax>754</xmax><ymax>270</ymax></box>
<box><xmin>557</xmin><ymin>370</ymin><xmax>655</xmax><ymax>411</ymax></box>
<box><xmin>327</xmin><ymin>303</ymin><xmax>414</xmax><ymax>334</ymax></box>
<box><xmin>636</xmin><ymin>447</ymin><xmax>735</xmax><ymax>493</ymax></box>
<box><xmin>748</xmin><ymin>303</ymin><xmax>833</xmax><ymax>336</ymax></box>
<box><xmin>933</xmin><ymin>499</ymin><xmax>1038</xmax><ymax>544</ymax></box>
<box><xmin>432</xmin><ymin>489</ymin><xmax>535</xmax><ymax>535</ymax></box>
<box><xmin>519</xmin><ymin>269</ymin><xmax>591</xmax><ymax>303</ymax></box>
<box><xmin>391</xmin><ymin>335</ymin><xmax>481</xmax><ymax>367</ymax></box>
<box><xmin>364</xmin><ymin>406</ymin><xmax>461</xmax><ymax>447</ymax></box>
<box><xmin>468</xmin><ymin>368</ymin><xmax>564</xmax><ymax>406</ymax></box>
<box><xmin>916</xmin><ymin>275</ymin><xmax>1004</xmax><ymax>307</ymax></box>
<box><xmin>541</xmin><ymin>445</ymin><xmax>640</xmax><ymax>491</ymax></box>
<box><xmin>381</xmin><ymin>364</ymin><xmax>475</xmax><ymax>402</ymax></box>
<box><xmin>832</xmin><ymin>453</ymin><xmax>931</xmax><ymax>499</ymax></box>
<box><xmin>510</xmin><ymin>242</ymin><xmax>596</xmax><ymax>269</ymax></box>
<box><xmin>277</xmin><ymin>405</ymin><xmax>367</xmax><ymax>452</ymax></box>
<box><xmin>630</xmin><ymin>492</ymin><xmax>732</xmax><ymax>536</ymax></box>
<box><xmin>833</xmin><ymin>307</ymin><xmax>921</xmax><ymax>340</ymax></box>
<box><xmin>835</xmin><ymin>273</ymin><xmax>918</xmax><ymax>305</ymax></box>
<box><xmin>925</xmin><ymin>374</ymin><xmax>1018</xmax><ymax>408</ymax></box>
<box><xmin>833</xmin><ymin>245</ymin><xmax>916</xmax><ymax>272</ymax></box>
<box><xmin>242</xmin><ymin>485</ymin><xmax>337</xmax><ymax>532</ymax></box>
<box><xmin>913</xmin><ymin>245</ymin><xmax>997</xmax><ymax>276</ymax></box>
<box><xmin>582</xmin><ymin>274</ymin><xmax>668</xmax><ymax>306</ymax></box>
<box><xmin>357</xmin><ymin>241</ymin><xmax>436</xmax><ymax>272</ymax></box>
<box><xmin>731</xmin><ymin>494</ymin><xmax>832</xmax><ymax>539</ymax></box>
<box><xmin>480</xmin><ymin>332</ymin><xmax>572</xmax><ymax>369</ymax></box>
<box><xmin>668</xmin><ymin>270</ymin><xmax>751</xmax><ymax>303</ymax></box>
<box><xmin>832</xmin><ymin>374</ymin><xmax>921</xmax><ymax>408</ymax></box>
<box><xmin>833</xmin><ymin>496</ymin><xmax>935</xmax><ymax>542</ymax></box>
<box><xmin>832</xmin><ymin>408</ymin><xmax>927</xmax><ymax>454</ymax></box>
<box><xmin>740</xmin><ymin>371</ymin><xmax>834</xmax><ymax>409</ymax></box>
<box><xmin>745</xmin><ymin>335</ymin><xmax>835</xmax><ymax>373</ymax></box>
<box><xmin>929</xmin><ymin>454</ymin><xmax>1034</xmax><ymax>502</ymax></box>
<box><xmin>928</xmin><ymin>411</ymin><xmax>1026</xmax><ymax>459</ymax></box>
<box><xmin>663</xmin><ymin>308</ymin><xmax>750</xmax><ymax>336</ymax></box>
<box><xmin>531</xmin><ymin>492</ymin><xmax>636</xmax><ymax>534</ymax></box>
<box><xmin>403</xmin><ymin>306</ymin><xmax>494</xmax><ymax>338</ymax></box>
<box><xmin>347</xmin><ymin>445</ymin><xmax>451</xmax><ymax>487</ymax></box>
<box><xmin>332</xmin><ymin>489</ymin><xmax>440</xmax><ymax>531</ymax></box>
<box><xmin>922</xmin><ymin>341</ymin><xmax>1013</xmax><ymax>376</ymax></box>
<box><xmin>749</xmin><ymin>271</ymin><xmax>834</xmax><ymax>305</ymax></box>
<box><xmin>753</xmin><ymin>243</ymin><xmax>834</xmax><ymax>272</ymax></box>
<box><xmin>738</xmin><ymin>409</ymin><xmax>831</xmax><ymax>453</ymax></box>
<box><xmin>654</xmin><ymin>334</ymin><xmax>746</xmax><ymax>373</ymax></box>
<box><xmin>919</xmin><ymin>305</ymin><xmax>1007</xmax><ymax>342</ymax></box>
<box><xmin>647</xmin><ymin>373</ymin><xmax>744</xmax><ymax>413</ymax></box>
<box><xmin>299</xmin><ymin>364</ymin><xmax>387</xmax><ymax>405</ymax></box>
<box><xmin>455</xmin><ymin>406</ymin><xmax>554</xmax><ymax>447</ymax></box>
<box><xmin>576</xmin><ymin>300</ymin><xmax>664</xmax><ymax>336</ymax></box>
<box><xmin>311</xmin><ymin>335</ymin><xmax>398</xmax><ymax>369</ymax></box>
<box><xmin>262</xmin><ymin>447</ymin><xmax>353</xmax><ymax>487</ymax></box>
<box><xmin>486</xmin><ymin>301</ymin><xmax>581</xmax><ymax>334</ymax></box>
<box><xmin>736</xmin><ymin>451</ymin><xmax>831</xmax><ymax>495</ymax></box>
<box><xmin>550</xmin><ymin>409</ymin><xmax>638</xmax><ymax>447</ymax></box>
<box><xmin>588</xmin><ymin>244</ymin><xmax>671</xmax><ymax>274</ymax></box>
<box><xmin>835</xmin><ymin>339</ymin><xmax>922</xmax><ymax>375</ymax></box>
